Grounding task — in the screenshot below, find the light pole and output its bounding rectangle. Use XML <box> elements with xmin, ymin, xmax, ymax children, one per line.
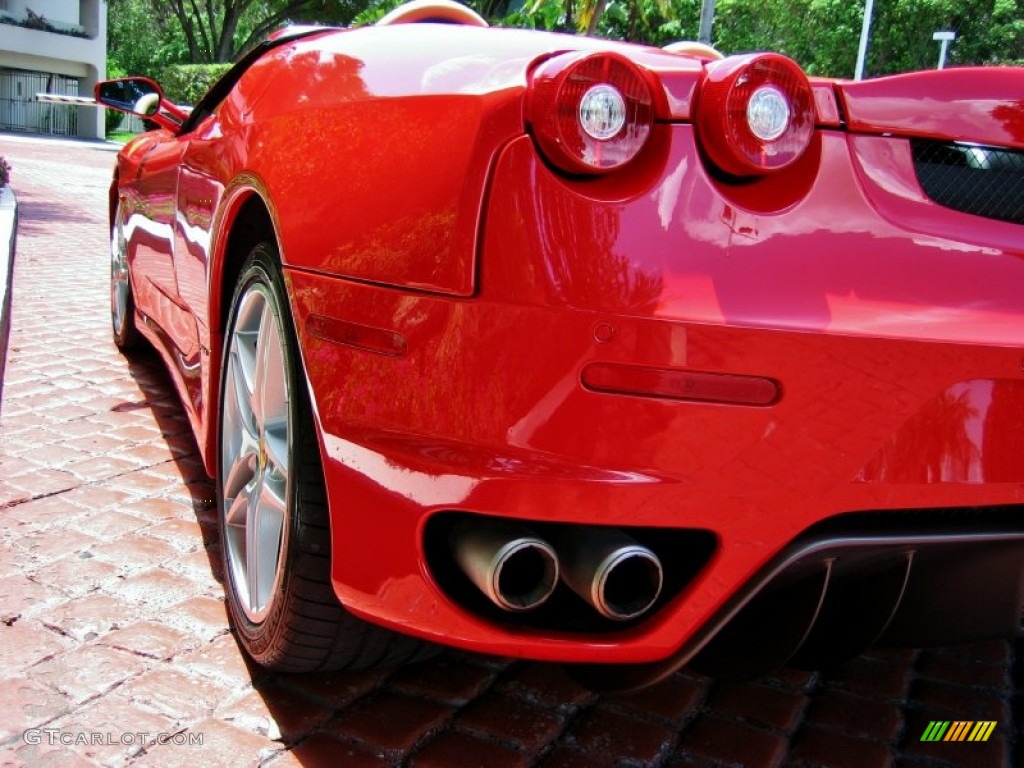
<box><xmin>933</xmin><ymin>31</ymin><xmax>956</xmax><ymax>69</ymax></box>
<box><xmin>699</xmin><ymin>0</ymin><xmax>716</xmax><ymax>45</ymax></box>
<box><xmin>854</xmin><ymin>0</ymin><xmax>874</xmax><ymax>80</ymax></box>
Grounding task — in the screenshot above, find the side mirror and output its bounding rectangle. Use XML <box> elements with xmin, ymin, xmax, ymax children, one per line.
<box><xmin>94</xmin><ymin>77</ymin><xmax>189</xmax><ymax>131</ymax></box>
<box><xmin>96</xmin><ymin>77</ymin><xmax>164</xmax><ymax>117</ymax></box>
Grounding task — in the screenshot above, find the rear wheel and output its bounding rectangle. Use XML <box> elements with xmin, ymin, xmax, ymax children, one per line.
<box><xmin>110</xmin><ymin>202</ymin><xmax>140</xmax><ymax>351</ymax></box>
<box><xmin>218</xmin><ymin>241</ymin><xmax>432</xmax><ymax>671</ymax></box>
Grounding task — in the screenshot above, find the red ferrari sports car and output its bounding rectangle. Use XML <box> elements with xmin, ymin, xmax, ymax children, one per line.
<box><xmin>97</xmin><ymin>0</ymin><xmax>1024</xmax><ymax>689</ymax></box>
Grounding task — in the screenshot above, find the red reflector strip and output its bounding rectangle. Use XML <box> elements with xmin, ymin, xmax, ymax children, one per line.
<box><xmin>307</xmin><ymin>314</ymin><xmax>407</xmax><ymax>357</ymax></box>
<box><xmin>581</xmin><ymin>363</ymin><xmax>779</xmax><ymax>406</ymax></box>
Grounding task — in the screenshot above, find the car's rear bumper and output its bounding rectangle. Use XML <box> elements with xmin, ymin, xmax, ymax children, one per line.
<box><xmin>284</xmin><ymin>124</ymin><xmax>1024</xmax><ymax>664</ymax></box>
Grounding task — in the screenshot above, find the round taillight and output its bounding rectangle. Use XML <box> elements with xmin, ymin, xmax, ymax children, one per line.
<box><xmin>695</xmin><ymin>53</ymin><xmax>814</xmax><ymax>177</ymax></box>
<box><xmin>579</xmin><ymin>85</ymin><xmax>627</xmax><ymax>140</ymax></box>
<box><xmin>527</xmin><ymin>52</ymin><xmax>655</xmax><ymax>175</ymax></box>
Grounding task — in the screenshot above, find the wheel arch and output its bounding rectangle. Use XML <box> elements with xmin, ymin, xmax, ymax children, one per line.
<box><xmin>107</xmin><ymin>172</ymin><xmax>119</xmax><ymax>233</ymax></box>
<box><xmin>201</xmin><ymin>182</ymin><xmax>286</xmax><ymax>477</ymax></box>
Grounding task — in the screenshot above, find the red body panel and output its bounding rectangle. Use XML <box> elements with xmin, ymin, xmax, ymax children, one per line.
<box><xmin>109</xmin><ymin>21</ymin><xmax>1024</xmax><ymax>664</ymax></box>
<box><xmin>288</xmin><ymin>125</ymin><xmax>1024</xmax><ymax>660</ymax></box>
<box><xmin>838</xmin><ymin>68</ymin><xmax>1024</xmax><ymax>150</ymax></box>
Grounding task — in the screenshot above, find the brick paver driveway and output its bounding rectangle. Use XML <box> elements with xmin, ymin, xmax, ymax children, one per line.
<box><xmin>0</xmin><ymin>134</ymin><xmax>1020</xmax><ymax>768</ymax></box>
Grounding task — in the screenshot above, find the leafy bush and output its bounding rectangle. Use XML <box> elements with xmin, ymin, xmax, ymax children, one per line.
<box><xmin>102</xmin><ymin>63</ymin><xmax>128</xmax><ymax>136</ymax></box>
<box><xmin>155</xmin><ymin>64</ymin><xmax>232</xmax><ymax>106</ymax></box>
<box><xmin>104</xmin><ymin>106</ymin><xmax>125</xmax><ymax>136</ymax></box>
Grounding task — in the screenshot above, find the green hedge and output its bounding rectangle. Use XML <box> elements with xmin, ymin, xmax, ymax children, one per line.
<box><xmin>155</xmin><ymin>64</ymin><xmax>232</xmax><ymax>106</ymax></box>
<box><xmin>104</xmin><ymin>105</ymin><xmax>124</xmax><ymax>135</ymax></box>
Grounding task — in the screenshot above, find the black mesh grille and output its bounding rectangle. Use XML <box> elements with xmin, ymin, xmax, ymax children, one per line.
<box><xmin>911</xmin><ymin>139</ymin><xmax>1024</xmax><ymax>226</ymax></box>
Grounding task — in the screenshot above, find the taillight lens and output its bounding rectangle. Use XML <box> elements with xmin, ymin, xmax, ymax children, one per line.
<box><xmin>696</xmin><ymin>53</ymin><xmax>814</xmax><ymax>177</ymax></box>
<box><xmin>528</xmin><ymin>52</ymin><xmax>655</xmax><ymax>175</ymax></box>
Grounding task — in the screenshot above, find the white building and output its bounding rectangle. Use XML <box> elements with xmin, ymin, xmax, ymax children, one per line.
<box><xmin>0</xmin><ymin>1</ymin><xmax>106</xmax><ymax>139</ymax></box>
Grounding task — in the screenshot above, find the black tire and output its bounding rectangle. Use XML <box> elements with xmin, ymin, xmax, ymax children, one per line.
<box><xmin>110</xmin><ymin>202</ymin><xmax>141</xmax><ymax>351</ymax></box>
<box><xmin>217</xmin><ymin>241</ymin><xmax>433</xmax><ymax>671</ymax></box>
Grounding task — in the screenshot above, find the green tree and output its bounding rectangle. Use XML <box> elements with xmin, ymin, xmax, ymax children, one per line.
<box><xmin>108</xmin><ymin>0</ymin><xmax>183</xmax><ymax>75</ymax></box>
<box><xmin>711</xmin><ymin>0</ymin><xmax>1022</xmax><ymax>77</ymax></box>
<box><xmin>110</xmin><ymin>0</ymin><xmax>1024</xmax><ymax>80</ymax></box>
<box><xmin>596</xmin><ymin>0</ymin><xmax>702</xmax><ymax>44</ymax></box>
<box><xmin>109</xmin><ymin>0</ymin><xmax>368</xmax><ymax>66</ymax></box>
<box><xmin>713</xmin><ymin>0</ymin><xmax>863</xmax><ymax>76</ymax></box>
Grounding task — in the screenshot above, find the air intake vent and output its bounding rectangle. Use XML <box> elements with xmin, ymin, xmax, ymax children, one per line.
<box><xmin>911</xmin><ymin>139</ymin><xmax>1024</xmax><ymax>226</ymax></box>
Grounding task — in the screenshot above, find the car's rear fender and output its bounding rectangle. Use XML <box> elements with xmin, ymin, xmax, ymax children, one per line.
<box><xmin>235</xmin><ymin>26</ymin><xmax>531</xmax><ymax>298</ymax></box>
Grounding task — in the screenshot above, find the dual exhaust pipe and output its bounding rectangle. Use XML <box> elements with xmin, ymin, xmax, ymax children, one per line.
<box><xmin>451</xmin><ymin>520</ymin><xmax>663</xmax><ymax>621</ymax></box>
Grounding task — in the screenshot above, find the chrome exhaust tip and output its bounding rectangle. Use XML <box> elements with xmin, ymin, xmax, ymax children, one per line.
<box><xmin>556</xmin><ymin>529</ymin><xmax>664</xmax><ymax>621</ymax></box>
<box><xmin>450</xmin><ymin>520</ymin><xmax>559</xmax><ymax>612</ymax></box>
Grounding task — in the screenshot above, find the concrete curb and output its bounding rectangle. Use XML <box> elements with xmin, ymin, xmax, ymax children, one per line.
<box><xmin>0</xmin><ymin>183</ymin><xmax>18</xmax><ymax>416</ymax></box>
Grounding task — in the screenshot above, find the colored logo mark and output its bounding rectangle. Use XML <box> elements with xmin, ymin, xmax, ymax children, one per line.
<box><xmin>920</xmin><ymin>721</ymin><xmax>997</xmax><ymax>742</ymax></box>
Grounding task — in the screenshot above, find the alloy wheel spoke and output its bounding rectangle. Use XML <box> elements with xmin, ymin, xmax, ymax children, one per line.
<box><xmin>229</xmin><ymin>345</ymin><xmax>259</xmax><ymax>438</ymax></box>
<box><xmin>233</xmin><ymin>300</ymin><xmax>261</xmax><ymax>418</ymax></box>
<box><xmin>260</xmin><ymin>323</ymin><xmax>289</xmax><ymax>471</ymax></box>
<box><xmin>224</xmin><ymin>483</ymin><xmax>252</xmax><ymax>530</ymax></box>
<box><xmin>251</xmin><ymin>306</ymin><xmax>270</xmax><ymax>435</ymax></box>
<box><xmin>252</xmin><ymin>476</ymin><xmax>286</xmax><ymax>609</ymax></box>
<box><xmin>245</xmin><ymin>477</ymin><xmax>262</xmax><ymax>613</ymax></box>
<box><xmin>223</xmin><ymin>448</ymin><xmax>256</xmax><ymax>503</ymax></box>
<box><xmin>264</xmin><ymin>425</ymin><xmax>289</xmax><ymax>476</ymax></box>
<box><xmin>255</xmin><ymin>301</ymin><xmax>287</xmax><ymax>426</ymax></box>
